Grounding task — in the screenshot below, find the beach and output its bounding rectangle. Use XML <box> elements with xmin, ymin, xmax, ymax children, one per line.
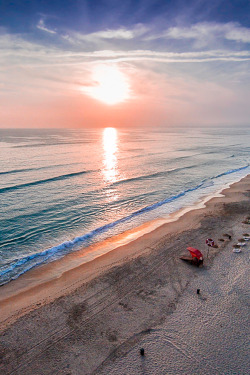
<box><xmin>0</xmin><ymin>174</ymin><xmax>249</xmax><ymax>374</ymax></box>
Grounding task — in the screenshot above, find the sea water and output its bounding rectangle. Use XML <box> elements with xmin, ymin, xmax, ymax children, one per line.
<box><xmin>0</xmin><ymin>126</ymin><xmax>249</xmax><ymax>285</ymax></box>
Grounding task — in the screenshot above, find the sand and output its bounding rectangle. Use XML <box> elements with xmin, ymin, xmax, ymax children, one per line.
<box><xmin>0</xmin><ymin>175</ymin><xmax>249</xmax><ymax>375</ymax></box>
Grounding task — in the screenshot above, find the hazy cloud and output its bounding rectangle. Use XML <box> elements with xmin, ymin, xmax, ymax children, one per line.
<box><xmin>225</xmin><ymin>27</ymin><xmax>250</xmax><ymax>43</ymax></box>
<box><xmin>1</xmin><ymin>31</ymin><xmax>249</xmax><ymax>68</ymax></box>
<box><xmin>64</xmin><ymin>24</ymin><xmax>149</xmax><ymax>45</ymax></box>
<box><xmin>37</xmin><ymin>19</ymin><xmax>56</xmax><ymax>34</ymax></box>
<box><xmin>1</xmin><ymin>18</ymin><xmax>250</xmax><ymax>127</ymax></box>
<box><xmin>147</xmin><ymin>22</ymin><xmax>250</xmax><ymax>45</ymax></box>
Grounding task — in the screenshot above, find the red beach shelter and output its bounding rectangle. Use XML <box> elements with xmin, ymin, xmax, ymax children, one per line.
<box><xmin>187</xmin><ymin>247</ymin><xmax>203</xmax><ymax>260</ymax></box>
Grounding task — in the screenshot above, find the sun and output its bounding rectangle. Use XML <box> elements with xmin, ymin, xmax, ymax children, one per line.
<box><xmin>83</xmin><ymin>65</ymin><xmax>131</xmax><ymax>105</ymax></box>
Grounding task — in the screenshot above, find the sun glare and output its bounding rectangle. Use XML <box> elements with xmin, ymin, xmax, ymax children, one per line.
<box><xmin>83</xmin><ymin>65</ymin><xmax>130</xmax><ymax>105</ymax></box>
<box><xmin>102</xmin><ymin>127</ymin><xmax>118</xmax><ymax>183</ymax></box>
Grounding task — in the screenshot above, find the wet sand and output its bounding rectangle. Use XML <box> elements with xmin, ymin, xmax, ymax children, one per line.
<box><xmin>0</xmin><ymin>175</ymin><xmax>249</xmax><ymax>374</ymax></box>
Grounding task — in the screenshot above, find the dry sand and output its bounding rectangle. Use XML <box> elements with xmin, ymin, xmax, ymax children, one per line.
<box><xmin>0</xmin><ymin>175</ymin><xmax>249</xmax><ymax>375</ymax></box>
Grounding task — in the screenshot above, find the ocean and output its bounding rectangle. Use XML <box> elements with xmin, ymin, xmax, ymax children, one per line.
<box><xmin>0</xmin><ymin>126</ymin><xmax>249</xmax><ymax>285</ymax></box>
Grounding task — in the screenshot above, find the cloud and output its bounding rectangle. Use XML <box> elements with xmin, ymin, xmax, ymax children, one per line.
<box><xmin>89</xmin><ymin>49</ymin><xmax>250</xmax><ymax>64</ymax></box>
<box><xmin>146</xmin><ymin>22</ymin><xmax>250</xmax><ymax>45</ymax></box>
<box><xmin>33</xmin><ymin>20</ymin><xmax>250</xmax><ymax>50</ymax></box>
<box><xmin>225</xmin><ymin>27</ymin><xmax>250</xmax><ymax>43</ymax></box>
<box><xmin>1</xmin><ymin>31</ymin><xmax>249</xmax><ymax>71</ymax></box>
<box><xmin>1</xmin><ymin>20</ymin><xmax>250</xmax><ymax>127</ymax></box>
<box><xmin>58</xmin><ymin>22</ymin><xmax>250</xmax><ymax>52</ymax></box>
<box><xmin>83</xmin><ymin>28</ymin><xmax>135</xmax><ymax>40</ymax></box>
<box><xmin>37</xmin><ymin>19</ymin><xmax>56</xmax><ymax>34</ymax></box>
<box><xmin>63</xmin><ymin>24</ymin><xmax>149</xmax><ymax>45</ymax></box>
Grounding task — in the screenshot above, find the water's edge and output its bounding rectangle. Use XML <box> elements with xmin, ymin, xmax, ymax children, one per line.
<box><xmin>1</xmin><ymin>167</ymin><xmax>249</xmax><ymax>287</ymax></box>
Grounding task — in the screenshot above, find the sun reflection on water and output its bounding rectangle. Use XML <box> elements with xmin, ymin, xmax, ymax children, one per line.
<box><xmin>102</xmin><ymin>127</ymin><xmax>118</xmax><ymax>184</ymax></box>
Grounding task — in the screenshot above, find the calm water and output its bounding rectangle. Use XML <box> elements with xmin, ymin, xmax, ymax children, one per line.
<box><xmin>0</xmin><ymin>126</ymin><xmax>249</xmax><ymax>285</ymax></box>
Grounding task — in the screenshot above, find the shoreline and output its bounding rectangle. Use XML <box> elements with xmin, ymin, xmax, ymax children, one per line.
<box><xmin>1</xmin><ymin>168</ymin><xmax>248</xmax><ymax>288</ymax></box>
<box><xmin>0</xmin><ymin>174</ymin><xmax>249</xmax><ymax>374</ymax></box>
<box><xmin>0</xmin><ymin>174</ymin><xmax>249</xmax><ymax>331</ymax></box>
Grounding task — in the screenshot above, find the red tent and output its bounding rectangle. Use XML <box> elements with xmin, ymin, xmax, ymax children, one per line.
<box><xmin>187</xmin><ymin>247</ymin><xmax>203</xmax><ymax>260</ymax></box>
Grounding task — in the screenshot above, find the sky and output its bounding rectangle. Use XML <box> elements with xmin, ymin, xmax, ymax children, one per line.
<box><xmin>0</xmin><ymin>0</ymin><xmax>250</xmax><ymax>128</ymax></box>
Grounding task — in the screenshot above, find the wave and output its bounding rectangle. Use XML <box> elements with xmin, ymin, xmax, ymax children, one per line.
<box><xmin>0</xmin><ymin>162</ymin><xmax>82</xmax><ymax>176</ymax></box>
<box><xmin>214</xmin><ymin>165</ymin><xmax>249</xmax><ymax>179</ymax></box>
<box><xmin>12</xmin><ymin>140</ymin><xmax>92</xmax><ymax>148</ymax></box>
<box><xmin>1</xmin><ymin>164</ymin><xmax>248</xmax><ymax>285</ymax></box>
<box><xmin>0</xmin><ymin>167</ymin><xmax>40</xmax><ymax>175</ymax></box>
<box><xmin>110</xmin><ymin>164</ymin><xmax>199</xmax><ymax>187</ymax></box>
<box><xmin>0</xmin><ymin>162</ymin><xmax>204</xmax><ymax>196</ymax></box>
<box><xmin>0</xmin><ymin>169</ymin><xmax>95</xmax><ymax>194</ymax></box>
